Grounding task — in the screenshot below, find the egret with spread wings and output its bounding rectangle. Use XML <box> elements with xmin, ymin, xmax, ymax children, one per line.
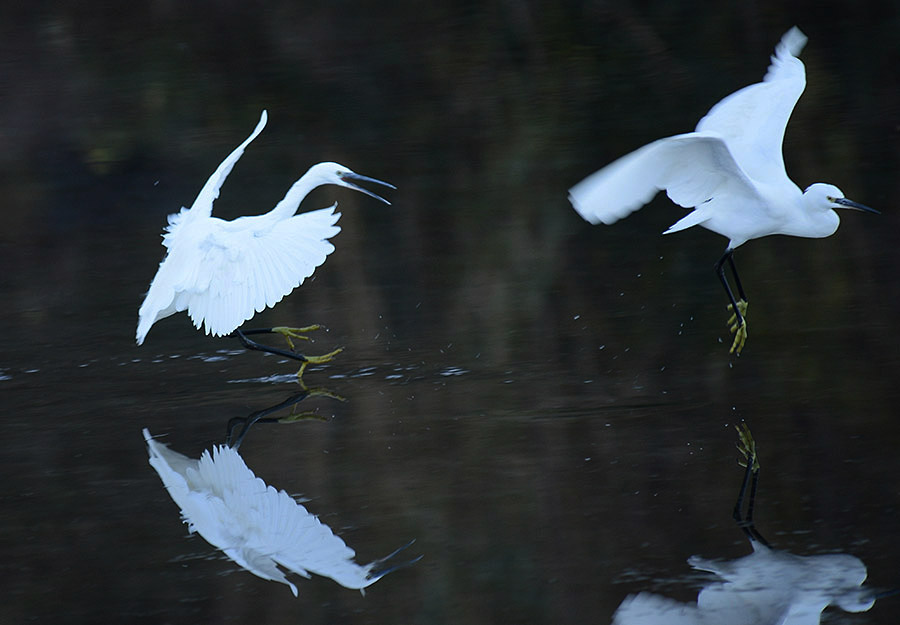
<box><xmin>137</xmin><ymin>111</ymin><xmax>394</xmax><ymax>374</ymax></box>
<box><xmin>569</xmin><ymin>28</ymin><xmax>877</xmax><ymax>354</ymax></box>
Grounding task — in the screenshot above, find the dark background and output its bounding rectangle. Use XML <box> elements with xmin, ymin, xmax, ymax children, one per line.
<box><xmin>1</xmin><ymin>2</ymin><xmax>898</xmax><ymax>623</ymax></box>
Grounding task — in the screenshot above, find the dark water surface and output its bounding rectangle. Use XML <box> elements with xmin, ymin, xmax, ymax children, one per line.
<box><xmin>2</xmin><ymin>4</ymin><xmax>899</xmax><ymax>624</ymax></box>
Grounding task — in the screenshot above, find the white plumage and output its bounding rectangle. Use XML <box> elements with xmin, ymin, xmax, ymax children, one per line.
<box><xmin>569</xmin><ymin>27</ymin><xmax>864</xmax><ymax>249</ymax></box>
<box><xmin>611</xmin><ymin>422</ymin><xmax>878</xmax><ymax>624</ymax></box>
<box><xmin>137</xmin><ymin>110</ymin><xmax>394</xmax><ymax>345</ymax></box>
<box><xmin>144</xmin><ymin>429</ymin><xmax>413</xmax><ymax>595</ymax></box>
<box><xmin>612</xmin><ymin>542</ymin><xmax>873</xmax><ymax>625</ymax></box>
<box><xmin>569</xmin><ymin>28</ymin><xmax>876</xmax><ymax>354</ymax></box>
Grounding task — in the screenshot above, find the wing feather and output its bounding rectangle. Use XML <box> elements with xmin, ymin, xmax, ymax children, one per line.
<box><xmin>695</xmin><ymin>27</ymin><xmax>806</xmax><ymax>183</ymax></box>
<box><xmin>181</xmin><ymin>204</ymin><xmax>341</xmax><ymax>336</ymax></box>
<box><xmin>190</xmin><ymin>111</ymin><xmax>268</xmax><ymax>217</ymax></box>
<box><xmin>569</xmin><ymin>133</ymin><xmax>760</xmax><ymax>226</ymax></box>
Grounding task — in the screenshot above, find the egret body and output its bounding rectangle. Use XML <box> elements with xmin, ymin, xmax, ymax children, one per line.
<box><xmin>569</xmin><ymin>27</ymin><xmax>877</xmax><ymax>354</ymax></box>
<box><xmin>136</xmin><ymin>111</ymin><xmax>395</xmax><ymax>367</ymax></box>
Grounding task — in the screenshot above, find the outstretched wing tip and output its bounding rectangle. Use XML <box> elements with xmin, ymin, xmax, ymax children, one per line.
<box><xmin>780</xmin><ymin>26</ymin><xmax>808</xmax><ymax>57</ymax></box>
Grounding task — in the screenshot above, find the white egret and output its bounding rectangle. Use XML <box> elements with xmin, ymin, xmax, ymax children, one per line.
<box><xmin>143</xmin><ymin>429</ymin><xmax>418</xmax><ymax>596</ymax></box>
<box><xmin>136</xmin><ymin>110</ymin><xmax>395</xmax><ymax>372</ymax></box>
<box><xmin>569</xmin><ymin>27</ymin><xmax>878</xmax><ymax>354</ymax></box>
<box><xmin>611</xmin><ymin>424</ymin><xmax>886</xmax><ymax>624</ymax></box>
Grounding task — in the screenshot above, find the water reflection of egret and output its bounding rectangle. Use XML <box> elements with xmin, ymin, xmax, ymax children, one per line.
<box><xmin>569</xmin><ymin>27</ymin><xmax>877</xmax><ymax>355</ymax></box>
<box><xmin>144</xmin><ymin>429</ymin><xmax>418</xmax><ymax>595</ymax></box>
<box><xmin>225</xmin><ymin>385</ymin><xmax>346</xmax><ymax>449</ymax></box>
<box><xmin>612</xmin><ymin>424</ymin><xmax>886</xmax><ymax>624</ymax></box>
<box><xmin>136</xmin><ymin>110</ymin><xmax>395</xmax><ymax>375</ymax></box>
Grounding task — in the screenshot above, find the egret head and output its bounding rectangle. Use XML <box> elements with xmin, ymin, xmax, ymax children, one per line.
<box><xmin>310</xmin><ymin>162</ymin><xmax>396</xmax><ymax>205</ymax></box>
<box><xmin>804</xmin><ymin>183</ymin><xmax>879</xmax><ymax>215</ymax></box>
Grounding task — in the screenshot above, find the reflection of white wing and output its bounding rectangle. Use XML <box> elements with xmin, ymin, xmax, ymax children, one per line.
<box><xmin>611</xmin><ymin>592</ymin><xmax>700</xmax><ymax>625</ymax></box>
<box><xmin>612</xmin><ymin>543</ymin><xmax>874</xmax><ymax>625</ymax></box>
<box><xmin>144</xmin><ymin>429</ymin><xmax>406</xmax><ymax>596</ymax></box>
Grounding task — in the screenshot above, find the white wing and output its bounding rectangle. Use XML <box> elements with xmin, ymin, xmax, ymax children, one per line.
<box><xmin>163</xmin><ymin>111</ymin><xmax>269</xmax><ymax>241</ymax></box>
<box><xmin>192</xmin><ymin>111</ymin><xmax>268</xmax><ymax>216</ymax></box>
<box><xmin>568</xmin><ymin>133</ymin><xmax>760</xmax><ymax>226</ymax></box>
<box><xmin>181</xmin><ymin>204</ymin><xmax>341</xmax><ymax>337</ymax></box>
<box><xmin>695</xmin><ymin>27</ymin><xmax>807</xmax><ymax>184</ymax></box>
<box><xmin>137</xmin><ymin>204</ymin><xmax>340</xmax><ymax>342</ymax></box>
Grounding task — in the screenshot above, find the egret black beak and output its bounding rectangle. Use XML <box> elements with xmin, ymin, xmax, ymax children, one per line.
<box><xmin>835</xmin><ymin>197</ymin><xmax>879</xmax><ymax>214</ymax></box>
<box><xmin>339</xmin><ymin>171</ymin><xmax>396</xmax><ymax>205</ymax></box>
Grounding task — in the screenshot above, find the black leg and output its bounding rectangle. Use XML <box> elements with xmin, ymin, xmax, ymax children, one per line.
<box><xmin>726</xmin><ymin>253</ymin><xmax>747</xmax><ymax>303</ymax></box>
<box><xmin>715</xmin><ymin>249</ymin><xmax>745</xmax><ymax>327</ymax></box>
<box><xmin>232</xmin><ymin>328</ymin><xmax>310</xmax><ymax>363</ymax></box>
<box><xmin>716</xmin><ymin>248</ymin><xmax>750</xmax><ymax>354</ymax></box>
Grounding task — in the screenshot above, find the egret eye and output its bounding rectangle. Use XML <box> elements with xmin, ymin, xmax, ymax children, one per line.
<box><xmin>826</xmin><ymin>196</ymin><xmax>835</xmax><ymax>202</ymax></box>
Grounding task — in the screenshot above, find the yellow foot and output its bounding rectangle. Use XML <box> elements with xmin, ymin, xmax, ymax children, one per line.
<box><xmin>735</xmin><ymin>423</ymin><xmax>760</xmax><ymax>471</ymax></box>
<box><xmin>726</xmin><ymin>299</ymin><xmax>748</xmax><ymax>331</ymax></box>
<box><xmin>726</xmin><ymin>299</ymin><xmax>748</xmax><ymax>355</ymax></box>
<box><xmin>278</xmin><ymin>411</ymin><xmax>330</xmax><ymax>424</ymax></box>
<box><xmin>297</xmin><ymin>347</ymin><xmax>344</xmax><ymax>379</ymax></box>
<box><xmin>278</xmin><ymin>387</ymin><xmax>347</xmax><ymax>421</ymax></box>
<box><xmin>271</xmin><ymin>325</ymin><xmax>324</xmax><ymax>351</ymax></box>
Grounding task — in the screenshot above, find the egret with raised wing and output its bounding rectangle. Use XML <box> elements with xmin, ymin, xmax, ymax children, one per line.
<box><xmin>569</xmin><ymin>27</ymin><xmax>877</xmax><ymax>354</ymax></box>
<box><xmin>136</xmin><ymin>110</ymin><xmax>395</xmax><ymax>375</ymax></box>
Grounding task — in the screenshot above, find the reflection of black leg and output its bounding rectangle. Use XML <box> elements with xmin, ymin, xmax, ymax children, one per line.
<box><xmin>733</xmin><ymin>426</ymin><xmax>769</xmax><ymax>547</ymax></box>
<box><xmin>226</xmin><ymin>390</ymin><xmax>314</xmax><ymax>448</ymax></box>
<box><xmin>716</xmin><ymin>249</ymin><xmax>744</xmax><ymax>326</ymax></box>
<box><xmin>233</xmin><ymin>329</ymin><xmax>310</xmax><ymax>363</ymax></box>
<box><xmin>733</xmin><ymin>450</ymin><xmax>754</xmax><ymax>535</ymax></box>
<box><xmin>746</xmin><ymin>469</ymin><xmax>766</xmax><ymax>545</ymax></box>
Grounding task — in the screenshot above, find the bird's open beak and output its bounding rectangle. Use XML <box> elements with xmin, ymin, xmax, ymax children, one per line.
<box><xmin>339</xmin><ymin>172</ymin><xmax>396</xmax><ymax>205</ymax></box>
<box><xmin>835</xmin><ymin>197</ymin><xmax>880</xmax><ymax>214</ymax></box>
